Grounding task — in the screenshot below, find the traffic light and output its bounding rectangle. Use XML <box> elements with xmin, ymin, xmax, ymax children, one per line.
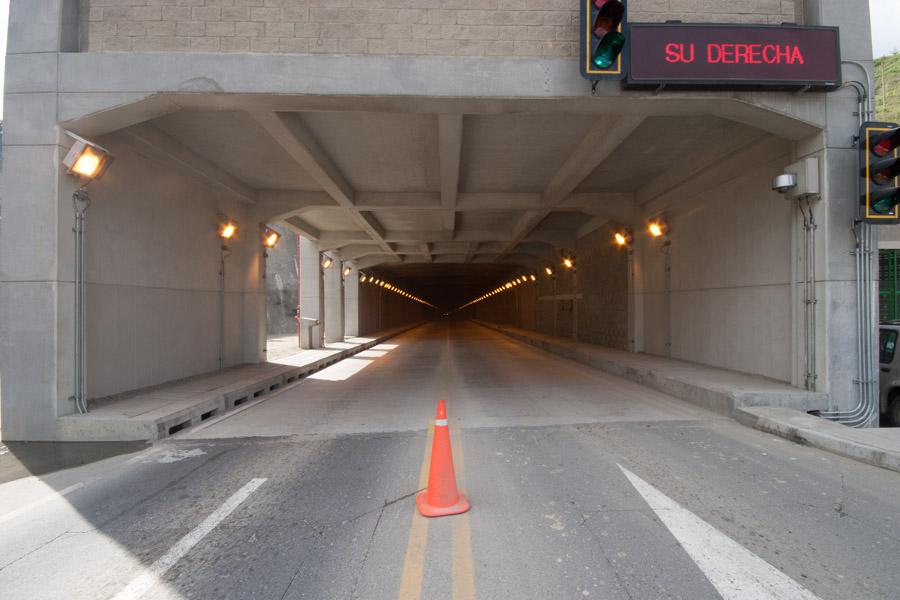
<box><xmin>580</xmin><ymin>0</ymin><xmax>627</xmax><ymax>81</ymax></box>
<box><xmin>860</xmin><ymin>121</ymin><xmax>900</xmax><ymax>223</ymax></box>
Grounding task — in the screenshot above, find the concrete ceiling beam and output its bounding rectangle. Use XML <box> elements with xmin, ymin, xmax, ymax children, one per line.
<box><xmin>576</xmin><ymin>217</ymin><xmax>610</xmax><ymax>240</ymax></box>
<box><xmin>438</xmin><ymin>114</ymin><xmax>463</xmax><ymax>233</ymax></box>
<box><xmin>499</xmin><ymin>115</ymin><xmax>646</xmax><ymax>259</ymax></box>
<box><xmin>356</xmin><ymin>254</ymin><xmax>403</xmax><ymax>270</ymax></box>
<box><xmin>118</xmin><ymin>122</ymin><xmax>258</xmax><ymax>204</ymax></box>
<box><xmin>642</xmin><ymin>135</ymin><xmax>791</xmax><ymax>218</ymax></box>
<box><xmin>636</xmin><ymin>129</ymin><xmax>767</xmax><ymax>207</ymax></box>
<box><xmin>251</xmin><ymin>111</ymin><xmax>400</xmax><ymax>259</ymax></box>
<box><xmin>283</xmin><ymin>216</ymin><xmax>321</xmax><ymax>240</ymax></box>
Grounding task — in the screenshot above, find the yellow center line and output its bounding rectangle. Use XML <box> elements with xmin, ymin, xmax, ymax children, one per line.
<box><xmin>397</xmin><ymin>421</ymin><xmax>434</xmax><ymax>600</ymax></box>
<box><xmin>451</xmin><ymin>422</ymin><xmax>476</xmax><ymax>600</ymax></box>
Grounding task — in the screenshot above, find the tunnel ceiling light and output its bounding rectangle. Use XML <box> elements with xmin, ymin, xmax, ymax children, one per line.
<box><xmin>342</xmin><ymin>266</ymin><xmax>352</xmax><ymax>277</ymax></box>
<box><xmin>648</xmin><ymin>220</ymin><xmax>668</xmax><ymax>238</ymax></box>
<box><xmin>322</xmin><ymin>256</ymin><xmax>334</xmax><ymax>269</ymax></box>
<box><xmin>530</xmin><ymin>274</ymin><xmax>537</xmax><ymax>281</ymax></box>
<box><xmin>562</xmin><ymin>257</ymin><xmax>574</xmax><ymax>269</ymax></box>
<box><xmin>62</xmin><ymin>132</ymin><xmax>113</xmax><ymax>181</ymax></box>
<box><xmin>262</xmin><ymin>226</ymin><xmax>282</xmax><ymax>249</ymax></box>
<box><xmin>219</xmin><ymin>220</ymin><xmax>238</xmax><ymax>240</ymax></box>
<box><xmin>359</xmin><ymin>272</ymin><xmax>367</xmax><ymax>283</ymax></box>
<box><xmin>545</xmin><ymin>266</ymin><xmax>555</xmax><ymax>277</ymax></box>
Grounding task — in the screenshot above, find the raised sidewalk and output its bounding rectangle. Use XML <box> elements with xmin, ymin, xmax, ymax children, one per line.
<box><xmin>57</xmin><ymin>323</ymin><xmax>421</xmax><ymax>442</ymax></box>
<box><xmin>476</xmin><ymin>321</ymin><xmax>900</xmax><ymax>474</ymax></box>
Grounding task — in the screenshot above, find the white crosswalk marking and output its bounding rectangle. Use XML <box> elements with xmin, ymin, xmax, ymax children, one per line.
<box><xmin>618</xmin><ymin>465</ymin><xmax>821</xmax><ymax>600</ymax></box>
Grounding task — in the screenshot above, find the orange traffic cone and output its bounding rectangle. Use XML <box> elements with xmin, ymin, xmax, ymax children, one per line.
<box><xmin>416</xmin><ymin>400</ymin><xmax>470</xmax><ymax>517</ymax></box>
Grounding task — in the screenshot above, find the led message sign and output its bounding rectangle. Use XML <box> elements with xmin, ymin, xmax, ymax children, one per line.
<box><xmin>626</xmin><ymin>24</ymin><xmax>841</xmax><ymax>90</ymax></box>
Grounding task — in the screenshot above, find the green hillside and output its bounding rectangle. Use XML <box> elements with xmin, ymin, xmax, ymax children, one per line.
<box><xmin>875</xmin><ymin>52</ymin><xmax>900</xmax><ymax>124</ymax></box>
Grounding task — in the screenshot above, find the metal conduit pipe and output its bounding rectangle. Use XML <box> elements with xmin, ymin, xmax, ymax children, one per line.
<box><xmin>71</xmin><ymin>190</ymin><xmax>90</xmax><ymax>414</ymax></box>
<box><xmin>819</xmin><ymin>77</ymin><xmax>880</xmax><ymax>426</ymax></box>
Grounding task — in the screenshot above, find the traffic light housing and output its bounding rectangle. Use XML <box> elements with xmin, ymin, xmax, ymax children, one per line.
<box><xmin>580</xmin><ymin>0</ymin><xmax>627</xmax><ymax>81</ymax></box>
<box><xmin>860</xmin><ymin>121</ymin><xmax>900</xmax><ymax>223</ymax></box>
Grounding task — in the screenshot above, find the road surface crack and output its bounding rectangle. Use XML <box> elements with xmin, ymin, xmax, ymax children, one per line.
<box><xmin>347</xmin><ymin>488</ymin><xmax>422</xmax><ymax>600</ymax></box>
<box><xmin>0</xmin><ymin>531</ymin><xmax>71</xmax><ymax>572</ymax></box>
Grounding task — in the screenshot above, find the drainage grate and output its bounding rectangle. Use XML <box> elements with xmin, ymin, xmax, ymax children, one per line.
<box><xmin>234</xmin><ymin>396</ymin><xmax>249</xmax><ymax>407</ymax></box>
<box><xmin>168</xmin><ymin>420</ymin><xmax>191</xmax><ymax>436</ymax></box>
<box><xmin>269</xmin><ymin>383</ymin><xmax>280</xmax><ymax>391</ymax></box>
<box><xmin>253</xmin><ymin>389</ymin><xmax>264</xmax><ymax>398</ymax></box>
<box><xmin>200</xmin><ymin>409</ymin><xmax>218</xmax><ymax>421</ymax></box>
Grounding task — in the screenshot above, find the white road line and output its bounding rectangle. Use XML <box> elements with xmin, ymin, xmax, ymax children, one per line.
<box><xmin>0</xmin><ymin>482</ymin><xmax>86</xmax><ymax>525</ymax></box>
<box><xmin>110</xmin><ymin>478</ymin><xmax>267</xmax><ymax>600</ymax></box>
<box><xmin>618</xmin><ymin>465</ymin><xmax>821</xmax><ymax>600</ymax></box>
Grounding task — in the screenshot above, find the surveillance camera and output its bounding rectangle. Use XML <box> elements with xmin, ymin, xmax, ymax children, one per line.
<box><xmin>772</xmin><ymin>173</ymin><xmax>798</xmax><ymax>194</ymax></box>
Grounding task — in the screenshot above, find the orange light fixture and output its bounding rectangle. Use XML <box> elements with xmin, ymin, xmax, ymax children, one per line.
<box><xmin>648</xmin><ymin>220</ymin><xmax>667</xmax><ymax>238</ymax></box>
<box><xmin>62</xmin><ymin>133</ymin><xmax>112</xmax><ymax>181</ymax></box>
<box><xmin>262</xmin><ymin>226</ymin><xmax>281</xmax><ymax>248</ymax></box>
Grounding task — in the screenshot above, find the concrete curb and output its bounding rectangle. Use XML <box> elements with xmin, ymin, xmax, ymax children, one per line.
<box><xmin>734</xmin><ymin>407</ymin><xmax>900</xmax><ymax>474</ymax></box>
<box><xmin>56</xmin><ymin>322</ymin><xmax>423</xmax><ymax>442</ymax></box>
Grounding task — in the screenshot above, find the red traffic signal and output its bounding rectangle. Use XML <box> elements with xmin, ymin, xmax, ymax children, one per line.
<box><xmin>860</xmin><ymin>121</ymin><xmax>900</xmax><ymax>223</ymax></box>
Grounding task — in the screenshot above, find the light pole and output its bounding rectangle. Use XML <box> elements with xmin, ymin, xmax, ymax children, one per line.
<box><xmin>61</xmin><ymin>133</ymin><xmax>113</xmax><ymax>414</ymax></box>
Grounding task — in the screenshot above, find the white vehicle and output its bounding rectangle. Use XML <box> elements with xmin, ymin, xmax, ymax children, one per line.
<box><xmin>879</xmin><ymin>322</ymin><xmax>900</xmax><ymax>425</ymax></box>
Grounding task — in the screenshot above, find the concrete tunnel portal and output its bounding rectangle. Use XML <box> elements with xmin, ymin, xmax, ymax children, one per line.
<box><xmin>3</xmin><ymin>85</ymin><xmax>846</xmax><ymax>441</ymax></box>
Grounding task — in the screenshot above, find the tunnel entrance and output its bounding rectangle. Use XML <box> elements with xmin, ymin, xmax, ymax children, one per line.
<box><xmin>53</xmin><ymin>91</ymin><xmax>825</xmax><ymax>441</ymax></box>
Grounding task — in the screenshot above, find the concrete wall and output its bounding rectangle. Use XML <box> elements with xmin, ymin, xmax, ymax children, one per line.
<box><xmin>81</xmin><ymin>0</ymin><xmax>802</xmax><ymax>55</ymax></box>
<box><xmin>358</xmin><ymin>283</ymin><xmax>428</xmax><ymax>336</ymax></box>
<box><xmin>80</xmin><ymin>135</ymin><xmax>265</xmax><ymax>400</ymax></box>
<box><xmin>639</xmin><ymin>143</ymin><xmax>795</xmax><ymax>382</ymax></box>
<box><xmin>576</xmin><ymin>224</ymin><xmax>629</xmax><ymax>351</ymax></box>
<box><xmin>473</xmin><ymin>152</ymin><xmax>797</xmax><ymax>385</ymax></box>
<box><xmin>265</xmin><ymin>230</ymin><xmax>299</xmax><ymax>336</ymax></box>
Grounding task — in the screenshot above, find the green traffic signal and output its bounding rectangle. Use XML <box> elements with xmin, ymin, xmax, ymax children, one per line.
<box><xmin>593</xmin><ymin>31</ymin><xmax>626</xmax><ymax>68</ymax></box>
<box><xmin>872</xmin><ymin>188</ymin><xmax>900</xmax><ymax>215</ymax></box>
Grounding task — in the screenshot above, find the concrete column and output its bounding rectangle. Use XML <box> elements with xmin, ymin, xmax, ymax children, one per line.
<box><xmin>344</xmin><ymin>264</ymin><xmax>360</xmax><ymax>338</ymax></box>
<box><xmin>243</xmin><ymin>228</ymin><xmax>267</xmax><ymax>364</ymax></box>
<box><xmin>0</xmin><ymin>0</ymin><xmax>81</xmax><ymax>440</ymax></box>
<box><xmin>298</xmin><ymin>237</ymin><xmax>324</xmax><ymax>349</ymax></box>
<box><xmin>805</xmin><ymin>0</ymin><xmax>875</xmax><ymax>417</ymax></box>
<box><xmin>323</xmin><ymin>256</ymin><xmax>344</xmax><ymax>344</ymax></box>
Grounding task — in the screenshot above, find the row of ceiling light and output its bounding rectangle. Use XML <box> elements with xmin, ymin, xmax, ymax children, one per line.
<box><xmin>459</xmin><ymin>219</ymin><xmax>670</xmax><ymax>310</ymax></box>
<box><xmin>358</xmin><ymin>273</ymin><xmax>438</xmax><ymax>309</ymax></box>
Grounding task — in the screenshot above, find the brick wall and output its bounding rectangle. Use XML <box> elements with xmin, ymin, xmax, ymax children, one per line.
<box><xmin>80</xmin><ymin>0</ymin><xmax>802</xmax><ymax>56</ymax></box>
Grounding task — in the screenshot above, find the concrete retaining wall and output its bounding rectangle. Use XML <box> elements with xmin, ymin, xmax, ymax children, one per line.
<box><xmin>265</xmin><ymin>230</ymin><xmax>299</xmax><ymax>336</ymax></box>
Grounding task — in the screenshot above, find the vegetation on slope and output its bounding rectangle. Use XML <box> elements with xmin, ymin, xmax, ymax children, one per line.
<box><xmin>875</xmin><ymin>52</ymin><xmax>900</xmax><ymax>124</ymax></box>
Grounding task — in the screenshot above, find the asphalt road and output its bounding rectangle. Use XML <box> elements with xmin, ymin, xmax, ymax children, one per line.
<box><xmin>2</xmin><ymin>321</ymin><xmax>899</xmax><ymax>600</ymax></box>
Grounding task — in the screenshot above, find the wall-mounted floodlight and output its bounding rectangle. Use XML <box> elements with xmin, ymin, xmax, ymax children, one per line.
<box><xmin>648</xmin><ymin>220</ymin><xmax>668</xmax><ymax>238</ymax></box>
<box><xmin>614</xmin><ymin>231</ymin><xmax>633</xmax><ymax>247</ymax></box>
<box><xmin>219</xmin><ymin>221</ymin><xmax>238</xmax><ymax>240</ymax></box>
<box><xmin>262</xmin><ymin>226</ymin><xmax>282</xmax><ymax>249</ymax></box>
<box><xmin>530</xmin><ymin>274</ymin><xmax>537</xmax><ymax>282</ymax></box>
<box><xmin>321</xmin><ymin>256</ymin><xmax>334</xmax><ymax>269</ymax></box>
<box><xmin>562</xmin><ymin>257</ymin><xmax>575</xmax><ymax>269</ymax></box>
<box><xmin>342</xmin><ymin>266</ymin><xmax>353</xmax><ymax>277</ymax></box>
<box><xmin>359</xmin><ymin>272</ymin><xmax>367</xmax><ymax>283</ymax></box>
<box><xmin>545</xmin><ymin>266</ymin><xmax>555</xmax><ymax>277</ymax></box>
<box><xmin>63</xmin><ymin>132</ymin><xmax>113</xmax><ymax>181</ymax></box>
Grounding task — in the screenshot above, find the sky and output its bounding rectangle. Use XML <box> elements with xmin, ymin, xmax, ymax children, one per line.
<box><xmin>0</xmin><ymin>0</ymin><xmax>897</xmax><ymax>119</ymax></box>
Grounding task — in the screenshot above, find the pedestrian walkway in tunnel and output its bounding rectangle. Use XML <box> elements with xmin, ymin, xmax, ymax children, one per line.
<box><xmin>2</xmin><ymin>321</ymin><xmax>900</xmax><ymax>600</ymax></box>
